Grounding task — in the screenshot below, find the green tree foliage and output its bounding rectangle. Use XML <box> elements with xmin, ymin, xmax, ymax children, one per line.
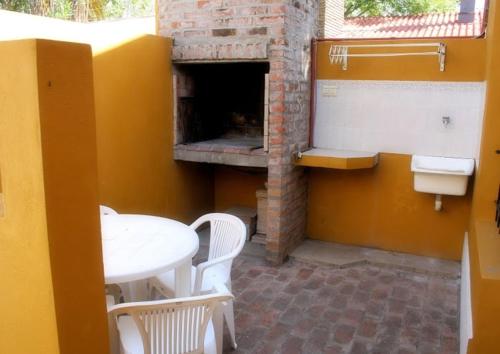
<box><xmin>0</xmin><ymin>0</ymin><xmax>153</xmax><ymax>21</ymax></box>
<box><xmin>345</xmin><ymin>0</ymin><xmax>460</xmax><ymax>17</ymax></box>
<box><xmin>1</xmin><ymin>0</ymin><xmax>47</xmax><ymax>16</ymax></box>
<box><xmin>102</xmin><ymin>0</ymin><xmax>152</xmax><ymax>19</ymax></box>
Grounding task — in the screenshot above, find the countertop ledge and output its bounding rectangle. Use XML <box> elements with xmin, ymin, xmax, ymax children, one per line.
<box><xmin>295</xmin><ymin>148</ymin><xmax>379</xmax><ymax>170</ymax></box>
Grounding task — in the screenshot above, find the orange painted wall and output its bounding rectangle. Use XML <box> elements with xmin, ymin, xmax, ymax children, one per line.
<box><xmin>0</xmin><ymin>39</ymin><xmax>61</xmax><ymax>354</ymax></box>
<box><xmin>0</xmin><ymin>39</ymin><xmax>108</xmax><ymax>354</ymax></box>
<box><xmin>36</xmin><ymin>39</ymin><xmax>109</xmax><ymax>354</ymax></box>
<box><xmin>309</xmin><ymin>37</ymin><xmax>486</xmax><ymax>260</ymax></box>
<box><xmin>93</xmin><ymin>35</ymin><xmax>213</xmax><ymax>223</ymax></box>
<box><xmin>471</xmin><ymin>21</ymin><xmax>500</xmax><ymax>221</ymax></box>
<box><xmin>307</xmin><ymin>153</ymin><xmax>472</xmax><ymax>259</ymax></box>
<box><xmin>0</xmin><ymin>172</ymin><xmax>3</xmax><ymax>217</ymax></box>
<box><xmin>316</xmin><ymin>38</ymin><xmax>486</xmax><ymax>81</ymax></box>
<box><xmin>466</xmin><ymin>0</ymin><xmax>500</xmax><ymax>352</ymax></box>
<box><xmin>467</xmin><ymin>222</ymin><xmax>500</xmax><ymax>354</ymax></box>
<box><xmin>214</xmin><ymin>167</ymin><xmax>267</xmax><ymax>211</ymax></box>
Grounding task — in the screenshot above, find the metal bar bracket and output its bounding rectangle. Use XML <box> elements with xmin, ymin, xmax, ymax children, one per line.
<box><xmin>438</xmin><ymin>43</ymin><xmax>446</xmax><ymax>72</ymax></box>
<box><xmin>328</xmin><ymin>42</ymin><xmax>447</xmax><ymax>72</ymax></box>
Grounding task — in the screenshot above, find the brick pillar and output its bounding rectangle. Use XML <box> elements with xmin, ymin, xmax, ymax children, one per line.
<box><xmin>459</xmin><ymin>0</ymin><xmax>476</xmax><ymax>23</ymax></box>
<box><xmin>265</xmin><ymin>0</ymin><xmax>319</xmax><ymax>264</ymax></box>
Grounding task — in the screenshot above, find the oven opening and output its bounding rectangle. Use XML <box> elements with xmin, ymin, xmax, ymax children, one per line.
<box><xmin>174</xmin><ymin>62</ymin><xmax>270</xmax><ymax>155</ymax></box>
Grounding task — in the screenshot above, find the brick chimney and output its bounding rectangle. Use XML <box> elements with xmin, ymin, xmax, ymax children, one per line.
<box><xmin>459</xmin><ymin>0</ymin><xmax>476</xmax><ymax>22</ymax></box>
<box><xmin>320</xmin><ymin>0</ymin><xmax>345</xmax><ymax>38</ymax></box>
<box><xmin>157</xmin><ymin>0</ymin><xmax>319</xmax><ymax>264</ymax></box>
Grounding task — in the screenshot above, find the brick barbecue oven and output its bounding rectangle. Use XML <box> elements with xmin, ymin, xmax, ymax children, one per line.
<box><xmin>158</xmin><ymin>0</ymin><xmax>319</xmax><ymax>263</ymax></box>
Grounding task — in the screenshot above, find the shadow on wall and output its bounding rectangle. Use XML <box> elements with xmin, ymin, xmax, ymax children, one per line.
<box><xmin>93</xmin><ymin>35</ymin><xmax>214</xmax><ymax>222</ymax></box>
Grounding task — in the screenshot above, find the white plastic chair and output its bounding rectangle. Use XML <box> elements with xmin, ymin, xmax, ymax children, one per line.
<box><xmin>106</xmin><ymin>294</ymin><xmax>121</xmax><ymax>354</ymax></box>
<box><xmin>100</xmin><ymin>205</ymin><xmax>118</xmax><ymax>215</ymax></box>
<box><xmin>108</xmin><ymin>293</ymin><xmax>233</xmax><ymax>354</ymax></box>
<box><xmin>151</xmin><ymin>213</ymin><xmax>246</xmax><ymax>349</ymax></box>
<box><xmin>106</xmin><ymin>294</ymin><xmax>116</xmax><ymax>308</ymax></box>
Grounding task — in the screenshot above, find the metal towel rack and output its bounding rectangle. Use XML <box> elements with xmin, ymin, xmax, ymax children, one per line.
<box><xmin>328</xmin><ymin>42</ymin><xmax>447</xmax><ymax>71</ymax></box>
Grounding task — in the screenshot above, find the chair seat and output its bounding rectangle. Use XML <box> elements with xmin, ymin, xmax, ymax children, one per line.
<box><xmin>117</xmin><ymin>315</ymin><xmax>216</xmax><ymax>354</ymax></box>
<box><xmin>155</xmin><ymin>264</ymin><xmax>228</xmax><ymax>295</ymax></box>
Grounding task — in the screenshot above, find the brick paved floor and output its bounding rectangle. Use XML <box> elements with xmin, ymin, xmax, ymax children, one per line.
<box><xmin>221</xmin><ymin>251</ymin><xmax>459</xmax><ymax>354</ymax></box>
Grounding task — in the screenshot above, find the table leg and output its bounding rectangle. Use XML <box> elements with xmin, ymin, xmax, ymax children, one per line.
<box><xmin>175</xmin><ymin>261</ymin><xmax>192</xmax><ymax>297</ymax></box>
<box><xmin>119</xmin><ymin>280</ymin><xmax>149</xmax><ymax>302</ymax></box>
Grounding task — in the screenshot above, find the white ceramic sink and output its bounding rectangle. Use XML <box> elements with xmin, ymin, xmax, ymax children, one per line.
<box><xmin>411</xmin><ymin>155</ymin><xmax>475</xmax><ymax>196</ymax></box>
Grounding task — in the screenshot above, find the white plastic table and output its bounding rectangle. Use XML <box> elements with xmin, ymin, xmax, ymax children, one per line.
<box><xmin>101</xmin><ymin>214</ymin><xmax>199</xmax><ymax>300</ymax></box>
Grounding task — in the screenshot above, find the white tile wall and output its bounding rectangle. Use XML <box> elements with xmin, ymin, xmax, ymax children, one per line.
<box><xmin>314</xmin><ymin>80</ymin><xmax>486</xmax><ymax>159</ymax></box>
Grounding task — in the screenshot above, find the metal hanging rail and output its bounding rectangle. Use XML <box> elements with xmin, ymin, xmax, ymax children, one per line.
<box><xmin>328</xmin><ymin>42</ymin><xmax>447</xmax><ymax>71</ymax></box>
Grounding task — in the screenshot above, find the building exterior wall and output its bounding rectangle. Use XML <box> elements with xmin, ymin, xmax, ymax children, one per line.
<box><xmin>36</xmin><ymin>39</ymin><xmax>109</xmax><ymax>354</ymax></box>
<box><xmin>308</xmin><ymin>153</ymin><xmax>472</xmax><ymax>260</ymax></box>
<box><xmin>471</xmin><ymin>14</ymin><xmax>500</xmax><ymax>222</ymax></box>
<box><xmin>0</xmin><ymin>39</ymin><xmax>61</xmax><ymax>354</ymax></box>
<box><xmin>307</xmin><ymin>37</ymin><xmax>487</xmax><ymax>260</ymax></box>
<box><xmin>466</xmin><ymin>0</ymin><xmax>500</xmax><ymax>352</ymax></box>
<box><xmin>93</xmin><ymin>35</ymin><xmax>214</xmax><ymax>223</ymax></box>
<box><xmin>0</xmin><ymin>39</ymin><xmax>109</xmax><ymax>354</ymax></box>
<box><xmin>316</xmin><ymin>38</ymin><xmax>486</xmax><ymax>81</ymax></box>
<box><xmin>0</xmin><ymin>13</ymin><xmax>212</xmax><ymax>353</ymax></box>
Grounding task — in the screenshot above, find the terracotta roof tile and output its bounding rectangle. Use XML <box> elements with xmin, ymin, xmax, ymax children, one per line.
<box><xmin>337</xmin><ymin>12</ymin><xmax>484</xmax><ymax>38</ymax></box>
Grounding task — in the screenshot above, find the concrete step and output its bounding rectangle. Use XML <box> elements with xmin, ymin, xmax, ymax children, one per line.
<box><xmin>291</xmin><ymin>239</ymin><xmax>460</xmax><ymax>279</ymax></box>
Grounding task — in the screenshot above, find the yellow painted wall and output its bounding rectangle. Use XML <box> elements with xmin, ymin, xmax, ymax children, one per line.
<box><xmin>316</xmin><ymin>38</ymin><xmax>486</xmax><ymax>81</ymax></box>
<box><xmin>214</xmin><ymin>167</ymin><xmax>267</xmax><ymax>211</ymax></box>
<box><xmin>0</xmin><ymin>39</ymin><xmax>108</xmax><ymax>354</ymax></box>
<box><xmin>467</xmin><ymin>222</ymin><xmax>500</xmax><ymax>354</ymax></box>
<box><xmin>0</xmin><ymin>170</ymin><xmax>3</xmax><ymax>216</ymax></box>
<box><xmin>36</xmin><ymin>39</ymin><xmax>109</xmax><ymax>354</ymax></box>
<box><xmin>309</xmin><ymin>37</ymin><xmax>486</xmax><ymax>260</ymax></box>
<box><xmin>472</xmin><ymin>19</ymin><xmax>500</xmax><ymax>222</ymax></box>
<box><xmin>93</xmin><ymin>35</ymin><xmax>214</xmax><ymax>223</ymax></box>
<box><xmin>210</xmin><ymin>39</ymin><xmax>486</xmax><ymax>259</ymax></box>
<box><xmin>0</xmin><ymin>39</ymin><xmax>60</xmax><ymax>354</ymax></box>
<box><xmin>466</xmin><ymin>0</ymin><xmax>500</xmax><ymax>352</ymax></box>
<box><xmin>307</xmin><ymin>153</ymin><xmax>472</xmax><ymax>259</ymax></box>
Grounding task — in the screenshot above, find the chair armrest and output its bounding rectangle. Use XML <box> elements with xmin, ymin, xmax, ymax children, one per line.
<box><xmin>190</xmin><ymin>216</ymin><xmax>208</xmax><ymax>231</ymax></box>
<box><xmin>193</xmin><ymin>253</ymin><xmax>237</xmax><ymax>294</ymax></box>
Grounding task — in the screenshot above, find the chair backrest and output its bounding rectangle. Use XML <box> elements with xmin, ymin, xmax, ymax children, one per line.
<box><xmin>191</xmin><ymin>213</ymin><xmax>246</xmax><ymax>261</ymax></box>
<box><xmin>108</xmin><ymin>293</ymin><xmax>233</xmax><ymax>354</ymax></box>
<box><xmin>100</xmin><ymin>205</ymin><xmax>118</xmax><ymax>215</ymax></box>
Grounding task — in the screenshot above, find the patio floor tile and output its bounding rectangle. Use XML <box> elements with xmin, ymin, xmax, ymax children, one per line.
<box><xmin>217</xmin><ymin>243</ymin><xmax>459</xmax><ymax>354</ymax></box>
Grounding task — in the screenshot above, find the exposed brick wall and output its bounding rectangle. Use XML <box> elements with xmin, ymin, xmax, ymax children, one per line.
<box><xmin>158</xmin><ymin>0</ymin><xmax>319</xmax><ymax>264</ymax></box>
<box><xmin>266</xmin><ymin>0</ymin><xmax>319</xmax><ymax>263</ymax></box>
<box><xmin>157</xmin><ymin>0</ymin><xmax>289</xmax><ymax>61</ymax></box>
